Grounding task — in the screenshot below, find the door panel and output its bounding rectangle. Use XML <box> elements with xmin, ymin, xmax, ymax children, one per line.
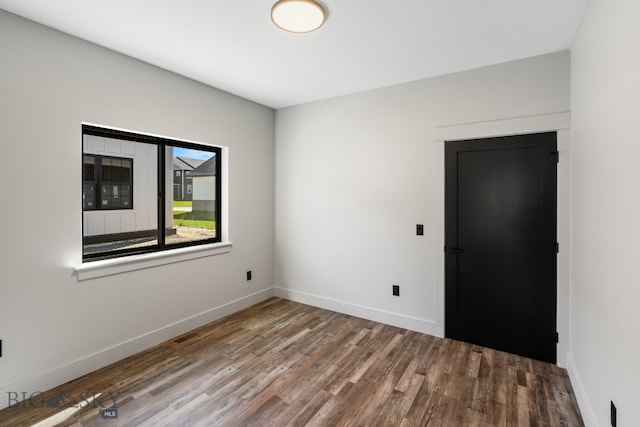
<box><xmin>445</xmin><ymin>133</ymin><xmax>557</xmax><ymax>363</ymax></box>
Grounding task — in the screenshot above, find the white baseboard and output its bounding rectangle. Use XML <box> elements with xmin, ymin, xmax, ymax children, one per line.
<box><xmin>275</xmin><ymin>287</ymin><xmax>437</xmax><ymax>336</ymax></box>
<box><xmin>567</xmin><ymin>352</ymin><xmax>597</xmax><ymax>427</ymax></box>
<box><xmin>0</xmin><ymin>288</ymin><xmax>274</xmax><ymax>410</ymax></box>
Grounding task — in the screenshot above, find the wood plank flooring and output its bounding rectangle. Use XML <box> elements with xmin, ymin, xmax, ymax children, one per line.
<box><xmin>0</xmin><ymin>298</ymin><xmax>584</xmax><ymax>426</ymax></box>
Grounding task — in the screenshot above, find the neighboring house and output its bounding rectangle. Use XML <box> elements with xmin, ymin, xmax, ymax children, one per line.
<box><xmin>189</xmin><ymin>155</ymin><xmax>217</xmax><ymax>213</ymax></box>
<box><xmin>82</xmin><ymin>135</ymin><xmax>158</xmax><ymax>242</ymax></box>
<box><xmin>173</xmin><ymin>156</ymin><xmax>204</xmax><ymax>201</ymax></box>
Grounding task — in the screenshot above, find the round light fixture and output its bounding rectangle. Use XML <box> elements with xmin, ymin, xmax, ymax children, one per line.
<box><xmin>271</xmin><ymin>0</ymin><xmax>326</xmax><ymax>33</ymax></box>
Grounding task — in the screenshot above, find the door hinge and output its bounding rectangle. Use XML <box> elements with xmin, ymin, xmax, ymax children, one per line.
<box><xmin>551</xmin><ymin>151</ymin><xmax>559</xmax><ymax>163</ymax></box>
<box><xmin>556</xmin><ymin>242</ymin><xmax>559</xmax><ymax>253</ymax></box>
<box><xmin>555</xmin><ymin>332</ymin><xmax>559</xmax><ymax>343</ymax></box>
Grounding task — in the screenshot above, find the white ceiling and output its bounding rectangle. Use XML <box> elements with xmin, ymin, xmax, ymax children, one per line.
<box><xmin>0</xmin><ymin>0</ymin><xmax>589</xmax><ymax>109</ymax></box>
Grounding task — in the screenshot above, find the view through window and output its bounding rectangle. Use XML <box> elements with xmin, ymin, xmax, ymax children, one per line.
<box><xmin>82</xmin><ymin>125</ymin><xmax>221</xmax><ymax>261</ymax></box>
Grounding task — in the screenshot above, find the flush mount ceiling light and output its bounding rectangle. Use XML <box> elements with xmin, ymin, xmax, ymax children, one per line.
<box><xmin>271</xmin><ymin>0</ymin><xmax>326</xmax><ymax>33</ymax></box>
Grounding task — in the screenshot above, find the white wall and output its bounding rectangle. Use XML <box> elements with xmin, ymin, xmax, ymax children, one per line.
<box><xmin>275</xmin><ymin>52</ymin><xmax>571</xmax><ymax>356</ymax></box>
<box><xmin>569</xmin><ymin>1</ymin><xmax>640</xmax><ymax>425</ymax></box>
<box><xmin>193</xmin><ymin>176</ymin><xmax>216</xmax><ymax>202</ymax></box>
<box><xmin>0</xmin><ymin>10</ymin><xmax>274</xmax><ymax>408</ymax></box>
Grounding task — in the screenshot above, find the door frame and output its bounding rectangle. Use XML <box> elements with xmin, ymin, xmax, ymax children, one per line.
<box><xmin>432</xmin><ymin>112</ymin><xmax>571</xmax><ymax>367</ymax></box>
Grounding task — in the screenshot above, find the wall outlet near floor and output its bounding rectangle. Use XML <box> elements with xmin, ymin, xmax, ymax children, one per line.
<box><xmin>246</xmin><ymin>271</ymin><xmax>252</xmax><ymax>281</ymax></box>
<box><xmin>392</xmin><ymin>285</ymin><xmax>400</xmax><ymax>296</ymax></box>
<box><xmin>611</xmin><ymin>401</ymin><xmax>616</xmax><ymax>427</ymax></box>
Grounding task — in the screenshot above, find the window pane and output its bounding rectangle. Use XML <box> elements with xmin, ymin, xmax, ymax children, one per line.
<box><xmin>83</xmin><ymin>155</ymin><xmax>97</xmax><ymax>210</ymax></box>
<box><xmin>102</xmin><ymin>157</ymin><xmax>132</xmax><ymax>184</ymax></box>
<box><xmin>83</xmin><ymin>184</ymin><xmax>96</xmax><ymax>210</ymax></box>
<box><xmin>83</xmin><ymin>155</ymin><xmax>96</xmax><ymax>181</ymax></box>
<box><xmin>83</xmin><ymin>136</ymin><xmax>157</xmax><ymax>258</ymax></box>
<box><xmin>167</xmin><ymin>145</ymin><xmax>217</xmax><ymax>245</ymax></box>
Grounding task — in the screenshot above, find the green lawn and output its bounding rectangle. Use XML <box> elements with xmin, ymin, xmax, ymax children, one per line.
<box><xmin>173</xmin><ymin>200</ymin><xmax>193</xmax><ymax>208</ymax></box>
<box><xmin>173</xmin><ymin>210</ymin><xmax>216</xmax><ymax>230</ymax></box>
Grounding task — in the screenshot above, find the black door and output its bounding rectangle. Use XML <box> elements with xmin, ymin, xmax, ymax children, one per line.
<box><xmin>445</xmin><ymin>132</ymin><xmax>557</xmax><ymax>363</ymax></box>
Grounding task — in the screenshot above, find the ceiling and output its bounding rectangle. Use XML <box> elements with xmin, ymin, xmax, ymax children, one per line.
<box><xmin>0</xmin><ymin>0</ymin><xmax>589</xmax><ymax>109</ymax></box>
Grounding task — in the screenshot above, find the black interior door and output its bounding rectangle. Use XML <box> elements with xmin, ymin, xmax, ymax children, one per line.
<box><xmin>445</xmin><ymin>132</ymin><xmax>557</xmax><ymax>363</ymax></box>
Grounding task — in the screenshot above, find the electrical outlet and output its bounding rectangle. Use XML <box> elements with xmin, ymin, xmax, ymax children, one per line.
<box><xmin>392</xmin><ymin>285</ymin><xmax>400</xmax><ymax>296</ymax></box>
<box><xmin>246</xmin><ymin>271</ymin><xmax>252</xmax><ymax>281</ymax></box>
<box><xmin>611</xmin><ymin>401</ymin><xmax>616</xmax><ymax>427</ymax></box>
<box><xmin>416</xmin><ymin>224</ymin><xmax>424</xmax><ymax>236</ymax></box>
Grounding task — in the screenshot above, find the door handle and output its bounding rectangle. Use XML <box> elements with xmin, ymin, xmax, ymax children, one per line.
<box><xmin>444</xmin><ymin>246</ymin><xmax>464</xmax><ymax>254</ymax></box>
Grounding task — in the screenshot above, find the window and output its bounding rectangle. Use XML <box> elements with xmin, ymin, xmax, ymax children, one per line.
<box><xmin>82</xmin><ymin>124</ymin><xmax>221</xmax><ymax>261</ymax></box>
<box><xmin>83</xmin><ymin>154</ymin><xmax>133</xmax><ymax>210</ymax></box>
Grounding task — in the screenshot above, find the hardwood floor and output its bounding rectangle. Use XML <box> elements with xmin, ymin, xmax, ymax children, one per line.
<box><xmin>0</xmin><ymin>298</ymin><xmax>583</xmax><ymax>426</ymax></box>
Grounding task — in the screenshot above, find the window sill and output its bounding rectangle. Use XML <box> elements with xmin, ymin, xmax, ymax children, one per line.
<box><xmin>74</xmin><ymin>242</ymin><xmax>233</xmax><ymax>281</ymax></box>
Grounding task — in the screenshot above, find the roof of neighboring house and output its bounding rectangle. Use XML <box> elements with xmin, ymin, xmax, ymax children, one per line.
<box><xmin>189</xmin><ymin>155</ymin><xmax>216</xmax><ymax>177</ymax></box>
<box><xmin>173</xmin><ymin>157</ymin><xmax>205</xmax><ymax>171</ymax></box>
